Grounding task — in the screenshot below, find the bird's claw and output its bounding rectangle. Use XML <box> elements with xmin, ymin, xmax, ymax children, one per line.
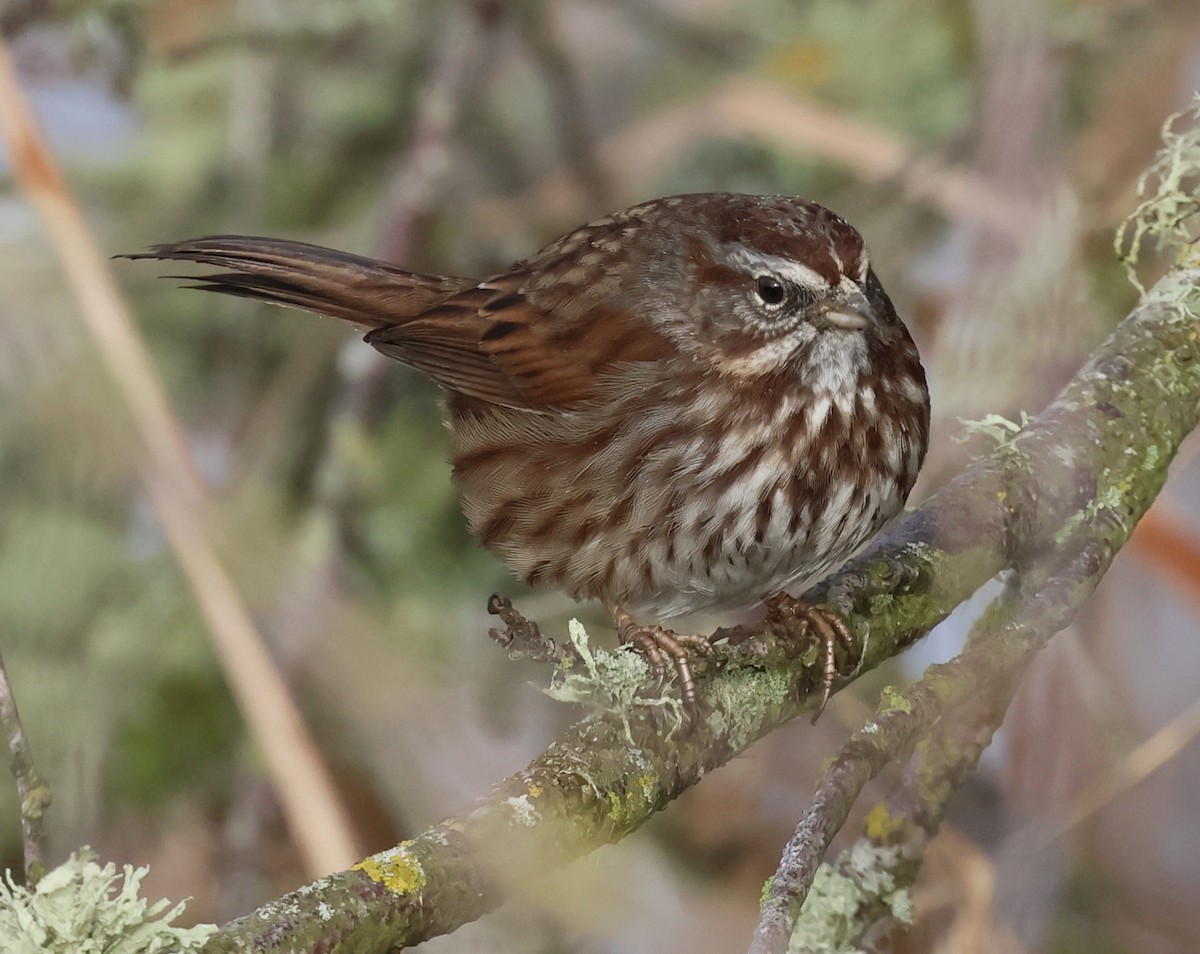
<box><xmin>610</xmin><ymin>606</ymin><xmax>711</xmax><ymax>711</ymax></box>
<box><xmin>765</xmin><ymin>594</ymin><xmax>860</xmax><ymax>721</ymax></box>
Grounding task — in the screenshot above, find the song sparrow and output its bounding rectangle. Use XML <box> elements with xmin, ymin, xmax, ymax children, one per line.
<box><xmin>131</xmin><ymin>193</ymin><xmax>930</xmax><ymax>707</ymax></box>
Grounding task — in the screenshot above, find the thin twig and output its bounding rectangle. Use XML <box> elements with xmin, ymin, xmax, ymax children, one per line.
<box><xmin>1052</xmin><ymin>692</ymin><xmax>1200</xmax><ymax>839</ymax></box>
<box><xmin>0</xmin><ymin>644</ymin><xmax>51</xmax><ymax>885</ymax></box>
<box><xmin>751</xmin><ymin>529</ymin><xmax>1116</xmax><ymax>953</ymax></box>
<box><xmin>0</xmin><ymin>35</ymin><xmax>361</xmax><ymax>876</ymax></box>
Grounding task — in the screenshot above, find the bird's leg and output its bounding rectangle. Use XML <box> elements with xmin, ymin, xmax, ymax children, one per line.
<box><xmin>764</xmin><ymin>594</ymin><xmax>860</xmax><ymax>720</ymax></box>
<box><xmin>607</xmin><ymin>603</ymin><xmax>712</xmax><ymax>709</ymax></box>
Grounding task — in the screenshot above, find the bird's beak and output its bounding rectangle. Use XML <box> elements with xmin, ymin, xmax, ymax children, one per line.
<box><xmin>823</xmin><ymin>286</ymin><xmax>874</xmax><ymax>331</ymax></box>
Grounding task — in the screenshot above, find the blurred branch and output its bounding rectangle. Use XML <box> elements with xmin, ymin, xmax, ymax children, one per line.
<box><xmin>303</xmin><ymin>1</ymin><xmax>507</xmax><ymax>435</ymax></box>
<box><xmin>0</xmin><ymin>645</ymin><xmax>51</xmax><ymax>885</ymax></box>
<box><xmin>378</xmin><ymin>0</ymin><xmax>504</xmax><ymax>266</ymax></box>
<box><xmin>474</xmin><ymin>78</ymin><xmax>1037</xmax><ymax>240</ymax></box>
<box><xmin>200</xmin><ymin>108</ymin><xmax>1200</xmax><ymax>951</ymax></box>
<box><xmin>752</xmin><ymin>530</ymin><xmax>1113</xmax><ymax>953</ymax></box>
<box><xmin>513</xmin><ymin>3</ymin><xmax>611</xmax><ymax>209</ymax></box>
<box><xmin>0</xmin><ymin>35</ymin><xmax>362</xmax><ymax>876</ymax></box>
<box><xmin>229</xmin><ymin>3</ymin><xmax>509</xmax><ymax>679</ymax></box>
<box><xmin>0</xmin><ymin>0</ymin><xmax>49</xmax><ymax>38</ymax></box>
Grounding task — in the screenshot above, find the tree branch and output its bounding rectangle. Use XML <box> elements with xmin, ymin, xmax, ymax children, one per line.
<box><xmin>752</xmin><ymin>527</ymin><xmax>1118</xmax><ymax>952</ymax></box>
<box><xmin>0</xmin><ymin>644</ymin><xmax>51</xmax><ymax>886</ymax></box>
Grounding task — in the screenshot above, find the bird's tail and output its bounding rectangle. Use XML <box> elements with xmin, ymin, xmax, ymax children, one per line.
<box><xmin>125</xmin><ymin>236</ymin><xmax>474</xmax><ymax>329</ymax></box>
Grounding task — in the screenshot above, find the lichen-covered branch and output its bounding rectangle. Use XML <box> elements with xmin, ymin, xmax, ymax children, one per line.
<box><xmin>202</xmin><ymin>109</ymin><xmax>1200</xmax><ymax>952</ymax></box>
<box><xmin>751</xmin><ymin>529</ymin><xmax>1118</xmax><ymax>954</ymax></box>
<box><xmin>0</xmin><ymin>644</ymin><xmax>51</xmax><ymax>886</ymax></box>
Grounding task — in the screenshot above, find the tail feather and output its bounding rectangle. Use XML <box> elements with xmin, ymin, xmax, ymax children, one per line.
<box><xmin>126</xmin><ymin>236</ymin><xmax>475</xmax><ymax>330</ymax></box>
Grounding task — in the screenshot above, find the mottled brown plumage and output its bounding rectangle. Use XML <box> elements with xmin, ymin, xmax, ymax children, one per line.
<box><xmin>131</xmin><ymin>193</ymin><xmax>930</xmax><ymax>707</ymax></box>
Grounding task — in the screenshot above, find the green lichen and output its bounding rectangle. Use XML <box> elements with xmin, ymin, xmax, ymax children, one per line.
<box><xmin>861</xmin><ymin>546</ymin><xmax>954</xmax><ymax>652</ymax></box>
<box><xmin>788</xmin><ymin>841</ymin><xmax>913</xmax><ymax>954</ymax></box>
<box><xmin>0</xmin><ymin>850</ymin><xmax>215</xmax><ymax>954</ymax></box>
<box><xmin>876</xmin><ymin>686</ymin><xmax>912</xmax><ymax>716</ymax></box>
<box><xmin>543</xmin><ymin>620</ymin><xmax>685</xmax><ymax>741</ymax></box>
<box><xmin>603</xmin><ymin>772</ymin><xmax>661</xmax><ymax>832</ymax></box>
<box><xmin>1116</xmin><ymin>96</ymin><xmax>1200</xmax><ymax>291</ymax></box>
<box><xmin>954</xmin><ymin>412</ymin><xmax>1027</xmax><ymax>447</ymax></box>
<box><xmin>353</xmin><ymin>842</ymin><xmax>427</xmax><ymax>896</ymax></box>
<box><xmin>705</xmin><ymin>664</ymin><xmax>794</xmax><ymax>747</ymax></box>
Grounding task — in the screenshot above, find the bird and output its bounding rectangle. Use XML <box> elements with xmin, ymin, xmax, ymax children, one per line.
<box><xmin>128</xmin><ymin>193</ymin><xmax>930</xmax><ymax>708</ymax></box>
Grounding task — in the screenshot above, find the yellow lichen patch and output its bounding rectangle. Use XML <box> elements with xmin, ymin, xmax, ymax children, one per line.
<box><xmin>864</xmin><ymin>803</ymin><xmax>906</xmax><ymax>843</ymax></box>
<box><xmin>605</xmin><ymin>773</ymin><xmax>660</xmax><ymax>831</ymax></box>
<box><xmin>877</xmin><ymin>686</ymin><xmax>912</xmax><ymax>716</ymax></box>
<box><xmin>527</xmin><ymin>782</ymin><xmax>543</xmax><ymax>799</ymax></box>
<box><xmin>353</xmin><ymin>843</ymin><xmax>427</xmax><ymax>896</ymax></box>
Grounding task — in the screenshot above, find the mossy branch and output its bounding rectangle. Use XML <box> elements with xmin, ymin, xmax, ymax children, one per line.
<box><xmin>0</xmin><ymin>645</ymin><xmax>51</xmax><ymax>887</ymax></box>
<box><xmin>199</xmin><ymin>106</ymin><xmax>1200</xmax><ymax>953</ymax></box>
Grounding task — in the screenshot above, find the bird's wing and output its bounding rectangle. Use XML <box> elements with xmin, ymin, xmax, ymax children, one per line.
<box><xmin>367</xmin><ymin>268</ymin><xmax>671</xmax><ymax>409</ymax></box>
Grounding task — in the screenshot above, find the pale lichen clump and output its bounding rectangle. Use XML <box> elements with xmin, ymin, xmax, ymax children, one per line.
<box><xmin>1116</xmin><ymin>96</ymin><xmax>1200</xmax><ymax>291</ymax></box>
<box><xmin>954</xmin><ymin>412</ymin><xmax>1026</xmax><ymax>447</ymax></box>
<box><xmin>543</xmin><ymin>619</ymin><xmax>685</xmax><ymax>739</ymax></box>
<box><xmin>703</xmin><ymin>664</ymin><xmax>793</xmax><ymax>749</ymax></box>
<box><xmin>786</xmin><ymin>841</ymin><xmax>914</xmax><ymax>954</ymax></box>
<box><xmin>0</xmin><ymin>850</ymin><xmax>215</xmax><ymax>954</ymax></box>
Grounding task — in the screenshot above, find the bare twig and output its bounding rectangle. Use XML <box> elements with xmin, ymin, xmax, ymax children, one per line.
<box><xmin>487</xmin><ymin>594</ymin><xmax>580</xmax><ymax>667</ymax></box>
<box><xmin>0</xmin><ymin>645</ymin><xmax>51</xmax><ymax>885</ymax></box>
<box><xmin>0</xmin><ymin>35</ymin><xmax>361</xmax><ymax>875</ymax></box>
<box><xmin>1050</xmin><ymin>692</ymin><xmax>1200</xmax><ymax>839</ymax></box>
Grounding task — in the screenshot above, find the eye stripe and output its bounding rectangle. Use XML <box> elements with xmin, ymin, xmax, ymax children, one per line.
<box><xmin>728</xmin><ymin>247</ymin><xmax>831</xmax><ymax>291</ymax></box>
<box><xmin>752</xmin><ymin>274</ymin><xmax>821</xmax><ymax>313</ymax></box>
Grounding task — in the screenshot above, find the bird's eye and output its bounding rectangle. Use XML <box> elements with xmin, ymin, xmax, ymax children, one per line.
<box><xmin>755</xmin><ymin>275</ymin><xmax>786</xmax><ymax>306</ymax></box>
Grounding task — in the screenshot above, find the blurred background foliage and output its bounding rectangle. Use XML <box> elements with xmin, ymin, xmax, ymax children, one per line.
<box><xmin>2</xmin><ymin>0</ymin><xmax>1200</xmax><ymax>951</ymax></box>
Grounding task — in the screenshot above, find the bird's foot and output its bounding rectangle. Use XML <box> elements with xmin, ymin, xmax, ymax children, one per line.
<box><xmin>764</xmin><ymin>594</ymin><xmax>861</xmax><ymax>720</ymax></box>
<box><xmin>609</xmin><ymin>604</ymin><xmax>712</xmax><ymax>710</ymax></box>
